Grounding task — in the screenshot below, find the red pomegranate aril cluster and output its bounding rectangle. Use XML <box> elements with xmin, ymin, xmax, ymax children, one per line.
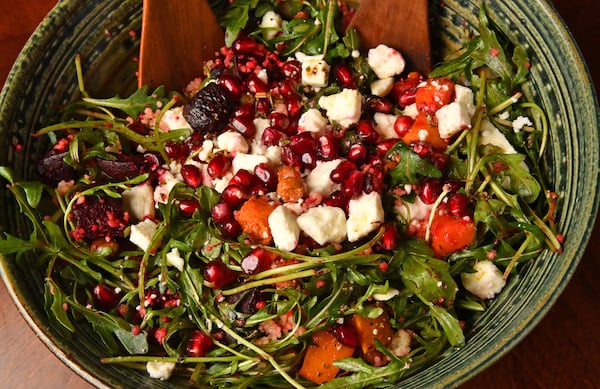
<box><xmin>207</xmin><ymin>153</ymin><xmax>231</xmax><ymax>179</ymax></box>
<box><xmin>204</xmin><ymin>260</ymin><xmax>238</xmax><ymax>289</ymax></box>
<box><xmin>330</xmin><ymin>160</ymin><xmax>356</xmax><ymax>183</ymax></box>
<box><xmin>186</xmin><ymin>329</ymin><xmax>214</xmax><ymax>357</ymax></box>
<box><xmin>447</xmin><ymin>193</ymin><xmax>470</xmax><ymax>217</ymax></box>
<box><xmin>217</xmin><ymin>74</ymin><xmax>244</xmax><ymax>100</ymax></box>
<box><xmin>221</xmin><ymin>184</ymin><xmax>248</xmax><ymax>208</ymax></box>
<box><xmin>92</xmin><ymin>284</ymin><xmax>120</xmax><ymax>310</ymax></box>
<box><xmin>317</xmin><ymin>134</ymin><xmax>339</xmax><ymax>160</ymax></box>
<box><xmin>179</xmin><ymin>199</ymin><xmax>201</xmax><ymax>216</ymax></box>
<box><xmin>419</xmin><ymin>178</ymin><xmax>443</xmax><ymax>204</ymax></box>
<box><xmin>262</xmin><ymin>126</ymin><xmax>287</xmax><ymax>146</ymax></box>
<box><xmin>254</xmin><ymin>163</ymin><xmax>277</xmax><ymax>192</ymax></box>
<box><xmin>356</xmin><ymin>120</ymin><xmax>379</xmax><ymax>144</ymax></box>
<box><xmin>342</xmin><ymin>170</ymin><xmax>364</xmax><ymax>198</ymax></box>
<box><xmin>181</xmin><ymin>164</ymin><xmax>203</xmax><ymax>188</ymax></box>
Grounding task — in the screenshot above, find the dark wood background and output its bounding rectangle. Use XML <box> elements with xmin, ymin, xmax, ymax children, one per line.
<box><xmin>0</xmin><ymin>0</ymin><xmax>598</xmax><ymax>388</ymax></box>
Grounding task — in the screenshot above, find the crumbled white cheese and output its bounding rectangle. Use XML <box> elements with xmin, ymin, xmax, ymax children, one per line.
<box><xmin>153</xmin><ymin>169</ymin><xmax>182</xmax><ymax>204</ymax></box>
<box><xmin>395</xmin><ymin>196</ymin><xmax>433</xmax><ymax>223</ymax></box>
<box><xmin>130</xmin><ymin>219</ymin><xmax>158</xmax><ymax>251</ymax></box>
<box><xmin>250</xmin><ymin>118</ymin><xmax>271</xmax><ymax>155</ymax></box>
<box><xmin>296</xmin><ymin>206</ymin><xmax>347</xmax><ymax>245</ymax></box>
<box><xmin>370</xmin><ymin>77</ymin><xmax>394</xmax><ymax>97</ymax></box>
<box><xmin>160</xmin><ymin>106</ymin><xmax>192</xmax><ymax>131</ymax></box>
<box><xmin>435</xmin><ymin>101</ymin><xmax>472</xmax><ymax>139</ymax></box>
<box><xmin>260</xmin><ymin>10</ymin><xmax>283</xmax><ymax>40</ymax></box>
<box><xmin>388</xmin><ymin>329</ymin><xmax>412</xmax><ymax>358</ymax></box>
<box><xmin>454</xmin><ymin>84</ymin><xmax>476</xmax><ymax>116</ymax></box>
<box><xmin>346</xmin><ymin>192</ymin><xmax>385</xmax><ymax>242</ymax></box>
<box><xmin>212</xmin><ymin>171</ymin><xmax>234</xmax><ymax>193</ymax></box>
<box><xmin>217</xmin><ymin>130</ymin><xmax>249</xmax><ymax>155</ymax></box>
<box><xmin>512</xmin><ymin>115</ymin><xmax>533</xmax><ymax>133</ymax></box>
<box><xmin>499</xmin><ymin>111</ymin><xmax>510</xmax><ymax>120</ymax></box>
<box><xmin>146</xmin><ymin>361</ymin><xmax>176</xmax><ymax>381</ymax></box>
<box><xmin>298</xmin><ymin>108</ymin><xmax>328</xmax><ymax>133</ymax></box>
<box><xmin>122</xmin><ymin>183</ymin><xmax>155</xmax><ymax>220</ymax></box>
<box><xmin>232</xmin><ymin>152</ymin><xmax>269</xmax><ymax>173</ymax></box>
<box><xmin>403</xmin><ymin>103</ymin><xmax>419</xmax><ymax>119</ymax></box>
<box><xmin>166</xmin><ymin>247</ymin><xmax>185</xmax><ymax>271</ymax></box>
<box><xmin>197</xmin><ymin>139</ymin><xmax>214</xmax><ymax>162</ymax></box>
<box><xmin>299</xmin><ymin>54</ymin><xmax>330</xmax><ymax>87</ymax></box>
<box><xmin>373</xmin><ymin>112</ymin><xmax>399</xmax><ymax>139</ymax></box>
<box><xmin>461</xmin><ymin>260</ymin><xmax>506</xmax><ymax>299</ymax></box>
<box><xmin>305</xmin><ymin>159</ymin><xmax>342</xmax><ymax>196</ymax></box>
<box><xmin>368</xmin><ymin>44</ymin><xmax>406</xmax><ymax>79</ymax></box>
<box><xmin>268</xmin><ymin>205</ymin><xmax>300</xmax><ymax>251</ymax></box>
<box><xmin>318</xmin><ymin>88</ymin><xmax>362</xmax><ymax>128</ymax></box>
<box><xmin>479</xmin><ymin>120</ymin><xmax>517</xmax><ymax>154</ymax></box>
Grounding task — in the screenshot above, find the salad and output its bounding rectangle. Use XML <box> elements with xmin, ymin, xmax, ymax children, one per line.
<box><xmin>0</xmin><ymin>0</ymin><xmax>562</xmax><ymax>387</ymax></box>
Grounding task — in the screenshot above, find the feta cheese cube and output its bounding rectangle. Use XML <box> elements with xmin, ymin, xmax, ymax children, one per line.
<box><xmin>305</xmin><ymin>159</ymin><xmax>342</xmax><ymax>196</ymax></box>
<box><xmin>296</xmin><ymin>206</ymin><xmax>347</xmax><ymax>245</ymax></box>
<box><xmin>130</xmin><ymin>219</ymin><xmax>158</xmax><ymax>251</ymax></box>
<box><xmin>403</xmin><ymin>103</ymin><xmax>419</xmax><ymax>119</ymax></box>
<box><xmin>217</xmin><ymin>130</ymin><xmax>249</xmax><ymax>155</ymax></box>
<box><xmin>479</xmin><ymin>120</ymin><xmax>517</xmax><ymax>154</ymax></box>
<box><xmin>298</xmin><ymin>108</ymin><xmax>328</xmax><ymax>133</ymax></box>
<box><xmin>460</xmin><ymin>260</ymin><xmax>506</xmax><ymax>299</ymax></box>
<box><xmin>454</xmin><ymin>84</ymin><xmax>476</xmax><ymax>116</ymax></box>
<box><xmin>300</xmin><ymin>54</ymin><xmax>330</xmax><ymax>87</ymax></box>
<box><xmin>250</xmin><ymin>118</ymin><xmax>271</xmax><ymax>155</ymax></box>
<box><xmin>122</xmin><ymin>183</ymin><xmax>155</xmax><ymax>220</ymax></box>
<box><xmin>388</xmin><ymin>329</ymin><xmax>412</xmax><ymax>358</ymax></box>
<box><xmin>160</xmin><ymin>106</ymin><xmax>192</xmax><ymax>131</ymax></box>
<box><xmin>268</xmin><ymin>205</ymin><xmax>300</xmax><ymax>251</ymax></box>
<box><xmin>166</xmin><ymin>248</ymin><xmax>184</xmax><ymax>271</ymax></box>
<box><xmin>435</xmin><ymin>101</ymin><xmax>472</xmax><ymax>139</ymax></box>
<box><xmin>232</xmin><ymin>152</ymin><xmax>269</xmax><ymax>174</ymax></box>
<box><xmin>395</xmin><ymin>195</ymin><xmax>433</xmax><ymax>223</ymax></box>
<box><xmin>368</xmin><ymin>44</ymin><xmax>406</xmax><ymax>79</ymax></box>
<box><xmin>318</xmin><ymin>89</ymin><xmax>362</xmax><ymax>128</ymax></box>
<box><xmin>212</xmin><ymin>171</ymin><xmax>233</xmax><ymax>193</ymax></box>
<box><xmin>512</xmin><ymin>115</ymin><xmax>533</xmax><ymax>133</ymax></box>
<box><xmin>374</xmin><ymin>112</ymin><xmax>399</xmax><ymax>139</ymax></box>
<box><xmin>197</xmin><ymin>139</ymin><xmax>214</xmax><ymax>162</ymax></box>
<box><xmin>260</xmin><ymin>10</ymin><xmax>282</xmax><ymax>40</ymax></box>
<box><xmin>346</xmin><ymin>192</ymin><xmax>384</xmax><ymax>242</ymax></box>
<box><xmin>146</xmin><ymin>361</ymin><xmax>176</xmax><ymax>381</ymax></box>
<box><xmin>370</xmin><ymin>77</ymin><xmax>394</xmax><ymax>97</ymax></box>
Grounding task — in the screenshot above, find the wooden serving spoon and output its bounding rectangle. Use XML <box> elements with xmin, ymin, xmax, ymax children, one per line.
<box><xmin>347</xmin><ymin>0</ymin><xmax>431</xmax><ymax>75</ymax></box>
<box><xmin>138</xmin><ymin>0</ymin><xmax>223</xmax><ymax>92</ymax></box>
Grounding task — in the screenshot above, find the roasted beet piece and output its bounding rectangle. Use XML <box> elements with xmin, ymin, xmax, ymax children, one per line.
<box><xmin>37</xmin><ymin>150</ymin><xmax>75</xmax><ymax>185</ymax></box>
<box><xmin>96</xmin><ymin>153</ymin><xmax>160</xmax><ymax>181</ymax></box>
<box><xmin>71</xmin><ymin>194</ymin><xmax>129</xmax><ymax>241</ymax></box>
<box><xmin>183</xmin><ymin>82</ymin><xmax>235</xmax><ymax>135</ymax></box>
<box><xmin>228</xmin><ymin>288</ymin><xmax>264</xmax><ymax>314</ymax></box>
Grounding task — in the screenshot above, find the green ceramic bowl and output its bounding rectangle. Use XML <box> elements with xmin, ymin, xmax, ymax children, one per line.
<box><xmin>1</xmin><ymin>0</ymin><xmax>598</xmax><ymax>388</ymax></box>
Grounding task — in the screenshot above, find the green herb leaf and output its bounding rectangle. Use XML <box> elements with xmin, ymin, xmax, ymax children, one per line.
<box><xmin>83</xmin><ymin>85</ymin><xmax>170</xmax><ymax>118</ymax></box>
<box><xmin>387</xmin><ymin>141</ymin><xmax>442</xmax><ymax>185</ymax></box>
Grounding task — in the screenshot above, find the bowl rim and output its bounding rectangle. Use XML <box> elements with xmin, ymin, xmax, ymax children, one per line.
<box><xmin>1</xmin><ymin>0</ymin><xmax>599</xmax><ymax>388</ymax></box>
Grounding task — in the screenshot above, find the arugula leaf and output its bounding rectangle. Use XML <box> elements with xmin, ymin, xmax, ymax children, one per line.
<box><xmin>44</xmin><ymin>279</ymin><xmax>76</xmax><ymax>335</ymax></box>
<box><xmin>386</xmin><ymin>141</ymin><xmax>442</xmax><ymax>185</ymax></box>
<box><xmin>83</xmin><ymin>85</ymin><xmax>170</xmax><ymax>118</ymax></box>
<box><xmin>220</xmin><ymin>0</ymin><xmax>260</xmax><ymax>47</ymax></box>
<box><xmin>401</xmin><ymin>256</ymin><xmax>458</xmax><ymax>305</ymax></box>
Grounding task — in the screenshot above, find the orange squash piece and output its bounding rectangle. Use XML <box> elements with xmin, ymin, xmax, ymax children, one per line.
<box><xmin>402</xmin><ymin>112</ymin><xmax>448</xmax><ymax>151</ymax></box>
<box><xmin>234</xmin><ymin>196</ymin><xmax>275</xmax><ymax>244</ymax></box>
<box><xmin>350</xmin><ymin>310</ymin><xmax>394</xmax><ymax>365</ymax></box>
<box><xmin>430</xmin><ymin>214</ymin><xmax>476</xmax><ymax>257</ymax></box>
<box><xmin>299</xmin><ymin>329</ymin><xmax>355</xmax><ymax>384</ymax></box>
<box><xmin>276</xmin><ymin>165</ymin><xmax>305</xmax><ymax>203</ymax></box>
<box><xmin>414</xmin><ymin>77</ymin><xmax>455</xmax><ymax>114</ymax></box>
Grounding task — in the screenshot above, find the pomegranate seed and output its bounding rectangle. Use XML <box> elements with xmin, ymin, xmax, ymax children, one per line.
<box><xmin>254</xmin><ymin>163</ymin><xmax>277</xmax><ymax>191</ymax></box>
<box><xmin>363</xmin><ymin>171</ymin><xmax>383</xmax><ymax>194</ymax></box>
<box><xmin>447</xmin><ymin>193</ymin><xmax>470</xmax><ymax>217</ymax></box>
<box><xmin>277</xmin><ymin>78</ymin><xmax>298</xmax><ymax>99</ymax></box>
<box><xmin>211</xmin><ymin>202</ymin><xmax>234</xmax><ymax>224</ymax></box>
<box><xmin>280</xmin><ymin>145</ymin><xmax>302</xmax><ymax>167</ymax></box>
<box><xmin>286</xmin><ymin>95</ymin><xmax>303</xmax><ymax>119</ymax></box>
<box><xmin>301</xmin><ymin>151</ymin><xmax>318</xmax><ymax>169</ymax></box>
<box><xmin>229</xmin><ymin>116</ymin><xmax>256</xmax><ymax>138</ymax></box>
<box><xmin>241</xmin><ymin>248</ymin><xmax>272</xmax><ymax>274</ymax></box>
<box><xmin>391</xmin><ymin>76</ymin><xmax>421</xmax><ymax>107</ymax></box>
<box><xmin>342</xmin><ymin>170</ymin><xmax>364</xmax><ymax>198</ymax></box>
<box><xmin>221</xmin><ymin>184</ymin><xmax>248</xmax><ymax>207</ymax></box>
<box><xmin>234</xmin><ymin>102</ymin><xmax>255</xmax><ymax>118</ymax></box>
<box><xmin>217</xmin><ymin>75</ymin><xmax>243</xmax><ymax>100</ymax></box>
<box><xmin>365</xmin><ymin>95</ymin><xmax>393</xmax><ymax>114</ymax></box>
<box><xmin>281</xmin><ymin>60</ymin><xmax>302</xmax><ymax>81</ymax></box>
<box><xmin>381</xmin><ymin>223</ymin><xmax>398</xmax><ymax>250</ymax></box>
<box><xmin>356</xmin><ymin>120</ymin><xmax>379</xmax><ymax>144</ymax></box>
<box><xmin>330</xmin><ymin>160</ymin><xmax>357</xmax><ymax>183</ymax></box>
<box><xmin>246</xmin><ymin>73</ymin><xmax>267</xmax><ymax>94</ymax></box>
<box><xmin>429</xmin><ymin>152</ymin><xmax>449</xmax><ymax>170</ymax></box>
<box><xmin>394</xmin><ymin>115</ymin><xmax>414</xmax><ymax>137</ymax></box>
<box><xmin>262</xmin><ymin>126</ymin><xmax>287</xmax><ymax>146</ymax></box>
<box><xmin>419</xmin><ymin>179</ymin><xmax>443</xmax><ymax>204</ymax></box>
<box><xmin>229</xmin><ymin>169</ymin><xmax>257</xmax><ymax>188</ymax></box>
<box><xmin>269</xmin><ymin>111</ymin><xmax>290</xmax><ymax>131</ymax></box>
<box><xmin>153</xmin><ymin>327</ymin><xmax>167</xmax><ymax>345</ymax></box>
<box><xmin>207</xmin><ymin>154</ymin><xmax>231</xmax><ymax>179</ymax></box>
<box><xmin>181</xmin><ymin>164</ymin><xmax>203</xmax><ymax>188</ymax></box>
<box><xmin>289</xmin><ymin>132</ymin><xmax>316</xmax><ymax>154</ymax></box>
<box><xmin>324</xmin><ymin>190</ymin><xmax>348</xmax><ymax>209</ymax></box>
<box><xmin>412</xmin><ymin>143</ymin><xmax>433</xmax><ymax>158</ymax></box>
<box><xmin>365</xmin><ymin>155</ymin><xmax>385</xmax><ymax>171</ymax></box>
<box><xmin>317</xmin><ymin>134</ymin><xmax>340</xmax><ymax>160</ymax></box>
<box><xmin>232</xmin><ymin>35</ymin><xmax>262</xmax><ymax>55</ymax></box>
<box><xmin>204</xmin><ymin>260</ymin><xmax>237</xmax><ymax>289</ymax></box>
<box><xmin>186</xmin><ymin>330</ymin><xmax>214</xmax><ymax>357</ymax></box>
<box><xmin>332</xmin><ymin>323</ymin><xmax>359</xmax><ymax>348</ymax></box>
<box><xmin>376</xmin><ymin>138</ymin><xmax>400</xmax><ymax>156</ymax></box>
<box><xmin>334</xmin><ymin>62</ymin><xmax>355</xmax><ymax>88</ymax></box>
<box><xmin>347</xmin><ymin>143</ymin><xmax>367</xmax><ymax>165</ymax></box>
<box><xmin>255</xmin><ymin>98</ymin><xmax>271</xmax><ymax>115</ymax></box>
<box><xmin>179</xmin><ymin>199</ymin><xmax>201</xmax><ymax>216</ymax></box>
<box><xmin>219</xmin><ymin>219</ymin><xmax>242</xmax><ymax>238</ymax></box>
<box><xmin>164</xmin><ymin>141</ymin><xmax>188</xmax><ymax>162</ymax></box>
<box><xmin>92</xmin><ymin>284</ymin><xmax>120</xmax><ymax>310</ymax></box>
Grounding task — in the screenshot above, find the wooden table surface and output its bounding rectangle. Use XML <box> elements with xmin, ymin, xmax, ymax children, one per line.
<box><xmin>1</xmin><ymin>1</ymin><xmax>598</xmax><ymax>388</ymax></box>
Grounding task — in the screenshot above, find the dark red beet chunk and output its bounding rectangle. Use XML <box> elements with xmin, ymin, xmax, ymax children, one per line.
<box><xmin>183</xmin><ymin>82</ymin><xmax>235</xmax><ymax>134</ymax></box>
<box><xmin>71</xmin><ymin>195</ymin><xmax>129</xmax><ymax>241</ymax></box>
<box><xmin>96</xmin><ymin>153</ymin><xmax>159</xmax><ymax>181</ymax></box>
<box><xmin>37</xmin><ymin>150</ymin><xmax>75</xmax><ymax>185</ymax></box>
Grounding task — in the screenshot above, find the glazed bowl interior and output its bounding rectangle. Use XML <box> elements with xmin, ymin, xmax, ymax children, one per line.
<box><xmin>1</xmin><ymin>0</ymin><xmax>598</xmax><ymax>388</ymax></box>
